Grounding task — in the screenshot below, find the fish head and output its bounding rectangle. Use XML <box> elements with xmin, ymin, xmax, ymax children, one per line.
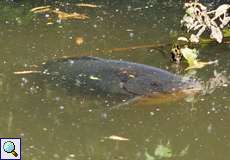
<box><xmin>158</xmin><ymin>75</ymin><xmax>202</xmax><ymax>94</ymax></box>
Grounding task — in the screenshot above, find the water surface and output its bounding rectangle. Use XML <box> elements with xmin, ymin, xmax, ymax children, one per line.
<box><xmin>0</xmin><ymin>1</ymin><xmax>230</xmax><ymax>160</ymax></box>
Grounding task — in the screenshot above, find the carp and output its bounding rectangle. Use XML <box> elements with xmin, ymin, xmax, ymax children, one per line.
<box><xmin>41</xmin><ymin>56</ymin><xmax>201</xmax><ymax>97</ymax></box>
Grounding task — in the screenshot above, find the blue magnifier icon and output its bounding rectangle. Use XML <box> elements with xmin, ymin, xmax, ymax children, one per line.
<box><xmin>3</xmin><ymin>141</ymin><xmax>18</xmax><ymax>157</ymax></box>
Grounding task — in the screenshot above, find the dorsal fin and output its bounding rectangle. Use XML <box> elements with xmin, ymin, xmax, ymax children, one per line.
<box><xmin>50</xmin><ymin>56</ymin><xmax>102</xmax><ymax>63</ymax></box>
<box><xmin>78</xmin><ymin>56</ymin><xmax>101</xmax><ymax>61</ymax></box>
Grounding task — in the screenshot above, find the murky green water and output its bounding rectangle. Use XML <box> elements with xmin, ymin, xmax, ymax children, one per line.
<box><xmin>0</xmin><ymin>1</ymin><xmax>230</xmax><ymax>160</ymax></box>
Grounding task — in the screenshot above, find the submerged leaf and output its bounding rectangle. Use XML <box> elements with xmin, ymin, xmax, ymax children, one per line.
<box><xmin>89</xmin><ymin>75</ymin><xmax>101</xmax><ymax>80</ymax></box>
<box><xmin>154</xmin><ymin>144</ymin><xmax>172</xmax><ymax>158</ymax></box>
<box><xmin>178</xmin><ymin>146</ymin><xmax>189</xmax><ymax>157</ymax></box>
<box><xmin>145</xmin><ymin>151</ymin><xmax>155</xmax><ymax>160</ymax></box>
<box><xmin>106</xmin><ymin>135</ymin><xmax>129</xmax><ymax>141</ymax></box>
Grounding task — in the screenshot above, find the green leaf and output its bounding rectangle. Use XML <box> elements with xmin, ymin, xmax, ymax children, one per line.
<box><xmin>180</xmin><ymin>47</ymin><xmax>198</xmax><ymax>66</ymax></box>
<box><xmin>223</xmin><ymin>28</ymin><xmax>230</xmax><ymax>37</ymax></box>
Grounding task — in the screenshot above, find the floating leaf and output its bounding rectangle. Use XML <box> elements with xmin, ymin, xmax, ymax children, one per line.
<box><xmin>185</xmin><ymin>60</ymin><xmax>218</xmax><ymax>70</ymax></box>
<box><xmin>177</xmin><ymin>36</ymin><xmax>189</xmax><ymax>42</ymax></box>
<box><xmin>180</xmin><ymin>47</ymin><xmax>198</xmax><ymax>66</ymax></box>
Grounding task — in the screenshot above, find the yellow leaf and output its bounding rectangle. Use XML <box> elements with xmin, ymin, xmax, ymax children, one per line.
<box><xmin>185</xmin><ymin>60</ymin><xmax>218</xmax><ymax>70</ymax></box>
<box><xmin>180</xmin><ymin>47</ymin><xmax>198</xmax><ymax>65</ymax></box>
<box><xmin>223</xmin><ymin>28</ymin><xmax>230</xmax><ymax>37</ymax></box>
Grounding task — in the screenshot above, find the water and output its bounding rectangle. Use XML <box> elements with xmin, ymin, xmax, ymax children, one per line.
<box><xmin>0</xmin><ymin>1</ymin><xmax>230</xmax><ymax>159</ymax></box>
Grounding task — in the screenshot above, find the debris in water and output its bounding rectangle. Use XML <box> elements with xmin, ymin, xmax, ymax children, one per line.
<box><xmin>14</xmin><ymin>70</ymin><xmax>41</xmax><ymax>75</ymax></box>
<box><xmin>89</xmin><ymin>75</ymin><xmax>101</xmax><ymax>80</ymax></box>
<box><xmin>30</xmin><ymin>6</ymin><xmax>51</xmax><ymax>13</ymax></box>
<box><xmin>46</xmin><ymin>22</ymin><xmax>54</xmax><ymax>25</ymax></box>
<box><xmin>76</xmin><ymin>3</ymin><xmax>100</xmax><ymax>8</ymax></box>
<box><xmin>31</xmin><ymin>6</ymin><xmax>89</xmax><ymax>22</ymax></box>
<box><xmin>178</xmin><ymin>145</ymin><xmax>189</xmax><ymax>157</ymax></box>
<box><xmin>203</xmin><ymin>70</ymin><xmax>229</xmax><ymax>94</ymax></box>
<box><xmin>145</xmin><ymin>144</ymin><xmax>189</xmax><ymax>160</ymax></box>
<box><xmin>75</xmin><ymin>37</ymin><xmax>84</xmax><ymax>45</ymax></box>
<box><xmin>52</xmin><ymin>10</ymin><xmax>89</xmax><ymax>20</ymax></box>
<box><xmin>105</xmin><ymin>135</ymin><xmax>129</xmax><ymax>141</ymax></box>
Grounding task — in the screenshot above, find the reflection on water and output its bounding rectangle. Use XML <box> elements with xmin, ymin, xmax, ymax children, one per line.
<box><xmin>0</xmin><ymin>1</ymin><xmax>230</xmax><ymax>160</ymax></box>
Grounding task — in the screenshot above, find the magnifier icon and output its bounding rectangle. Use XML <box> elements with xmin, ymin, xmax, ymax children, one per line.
<box><xmin>3</xmin><ymin>141</ymin><xmax>18</xmax><ymax>157</ymax></box>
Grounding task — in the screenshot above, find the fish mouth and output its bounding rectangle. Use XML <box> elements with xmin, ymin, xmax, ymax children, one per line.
<box><xmin>180</xmin><ymin>80</ymin><xmax>202</xmax><ymax>94</ymax></box>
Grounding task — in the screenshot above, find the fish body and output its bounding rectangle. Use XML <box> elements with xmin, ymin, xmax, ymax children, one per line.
<box><xmin>41</xmin><ymin>56</ymin><xmax>201</xmax><ymax>97</ymax></box>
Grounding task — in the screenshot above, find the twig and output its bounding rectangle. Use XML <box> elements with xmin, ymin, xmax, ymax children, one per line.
<box><xmin>107</xmin><ymin>43</ymin><xmax>171</xmax><ymax>52</ymax></box>
<box><xmin>14</xmin><ymin>71</ymin><xmax>41</xmax><ymax>75</ymax></box>
<box><xmin>106</xmin><ymin>39</ymin><xmax>229</xmax><ymax>53</ymax></box>
<box><xmin>30</xmin><ymin>5</ymin><xmax>51</xmax><ymax>13</ymax></box>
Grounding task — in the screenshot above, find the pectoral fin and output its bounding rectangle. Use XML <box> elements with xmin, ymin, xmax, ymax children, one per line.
<box><xmin>111</xmin><ymin>91</ymin><xmax>188</xmax><ymax>109</ymax></box>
